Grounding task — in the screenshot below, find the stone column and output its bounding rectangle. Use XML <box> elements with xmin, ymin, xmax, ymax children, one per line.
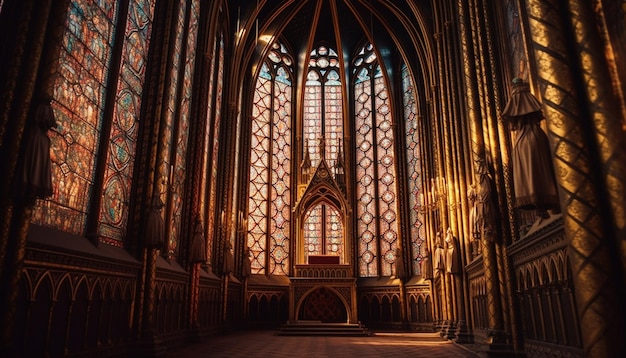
<box><xmin>525</xmin><ymin>0</ymin><xmax>626</xmax><ymax>356</ymax></box>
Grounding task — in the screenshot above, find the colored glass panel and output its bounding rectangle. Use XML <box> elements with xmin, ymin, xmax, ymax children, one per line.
<box><xmin>402</xmin><ymin>64</ymin><xmax>425</xmax><ymax>275</ymax></box>
<box><xmin>354</xmin><ymin>45</ymin><xmax>399</xmax><ymax>277</ymax></box>
<box><xmin>247</xmin><ymin>42</ymin><xmax>293</xmax><ymax>275</ymax></box>
<box><xmin>303</xmin><ymin>203</ymin><xmax>343</xmax><ymax>262</ymax></box>
<box><xmin>354</xmin><ymin>68</ymin><xmax>377</xmax><ymax>276</ymax></box>
<box><xmin>33</xmin><ymin>0</ymin><xmax>119</xmax><ymax>234</ymax></box>
<box><xmin>248</xmin><ymin>67</ymin><xmax>271</xmax><ymax>274</ymax></box>
<box><xmin>179</xmin><ymin>0</ymin><xmax>200</xmax><ymax>251</ymax></box>
<box><xmin>99</xmin><ymin>0</ymin><xmax>155</xmax><ymax>241</ymax></box>
<box><xmin>303</xmin><ymin>74</ymin><xmax>322</xmax><ymax>166</ymax></box>
<box><xmin>374</xmin><ymin>68</ymin><xmax>399</xmax><ymax>276</ymax></box>
<box><xmin>325</xmin><ymin>206</ymin><xmax>343</xmax><ymax>259</ymax></box>
<box><xmin>206</xmin><ymin>34</ymin><xmax>225</xmax><ymax>264</ymax></box>
<box><xmin>324</xmin><ymin>70</ymin><xmax>342</xmax><ymax>163</ymax></box>
<box><xmin>199</xmin><ymin>33</ymin><xmax>217</xmax><ymax>261</ymax></box>
<box><xmin>304</xmin><ymin>205</ymin><xmax>323</xmax><ymax>260</ymax></box>
<box><xmin>162</xmin><ymin>0</ymin><xmax>187</xmax><ymax>257</ymax></box>
<box><xmin>269</xmin><ymin>68</ymin><xmax>292</xmax><ymax>275</ymax></box>
<box><xmin>504</xmin><ymin>0</ymin><xmax>529</xmax><ymax>80</ymax></box>
<box><xmin>304</xmin><ymin>45</ymin><xmax>342</xmax><ymax>166</ymax></box>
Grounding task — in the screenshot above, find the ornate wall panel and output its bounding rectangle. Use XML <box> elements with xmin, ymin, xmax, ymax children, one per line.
<box><xmin>16</xmin><ymin>241</ymin><xmax>140</xmax><ymax>356</ymax></box>
<box><xmin>508</xmin><ymin>217</ymin><xmax>583</xmax><ymax>356</ymax></box>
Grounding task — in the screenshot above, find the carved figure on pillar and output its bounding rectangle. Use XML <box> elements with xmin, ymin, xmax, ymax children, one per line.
<box><xmin>474</xmin><ymin>160</ymin><xmax>497</xmax><ymax>242</ymax></box>
<box><xmin>394</xmin><ymin>246</ymin><xmax>407</xmax><ymax>280</ymax></box>
<box><xmin>318</xmin><ymin>136</ymin><xmax>325</xmax><ymax>161</ymax></box>
<box><xmin>242</xmin><ymin>246</ymin><xmax>252</xmax><ymax>278</ymax></box>
<box><xmin>15</xmin><ymin>97</ymin><xmax>57</xmax><ymax>201</ymax></box>
<box><xmin>467</xmin><ymin>183</ymin><xmax>481</xmax><ymax>258</ymax></box>
<box><xmin>502</xmin><ymin>78</ymin><xmax>560</xmax><ymax>220</ymax></box>
<box><xmin>223</xmin><ymin>239</ymin><xmax>235</xmax><ymax>275</ymax></box>
<box><xmin>434</xmin><ymin>232</ymin><xmax>446</xmax><ymax>274</ymax></box>
<box><xmin>145</xmin><ymin>195</ymin><xmax>165</xmax><ymax>248</ymax></box>
<box><xmin>445</xmin><ymin>228</ymin><xmax>460</xmax><ymax>275</ymax></box>
<box><xmin>422</xmin><ymin>248</ymin><xmax>434</xmax><ymax>280</ymax></box>
<box><xmin>189</xmin><ymin>215</ymin><xmax>206</xmax><ymax>263</ymax></box>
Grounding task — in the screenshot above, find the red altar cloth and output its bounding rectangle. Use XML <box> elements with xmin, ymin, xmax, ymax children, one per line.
<box><xmin>308</xmin><ymin>255</ymin><xmax>340</xmax><ymax>264</ymax></box>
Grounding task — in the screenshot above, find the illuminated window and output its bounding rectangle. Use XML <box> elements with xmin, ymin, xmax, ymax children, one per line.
<box><xmin>32</xmin><ymin>0</ymin><xmax>198</xmax><ymax>255</ymax></box>
<box><xmin>162</xmin><ymin>0</ymin><xmax>200</xmax><ymax>257</ymax></box>
<box><xmin>97</xmin><ymin>0</ymin><xmax>157</xmax><ymax>244</ymax></box>
<box><xmin>199</xmin><ymin>31</ymin><xmax>225</xmax><ymax>266</ymax></box>
<box><xmin>247</xmin><ymin>42</ymin><xmax>293</xmax><ymax>275</ymax></box>
<box><xmin>354</xmin><ymin>44</ymin><xmax>400</xmax><ymax>277</ymax></box>
<box><xmin>303</xmin><ymin>203</ymin><xmax>344</xmax><ymax>262</ymax></box>
<box><xmin>33</xmin><ymin>0</ymin><xmax>142</xmax><ymax>237</ymax></box>
<box><xmin>402</xmin><ymin>63</ymin><xmax>425</xmax><ymax>274</ymax></box>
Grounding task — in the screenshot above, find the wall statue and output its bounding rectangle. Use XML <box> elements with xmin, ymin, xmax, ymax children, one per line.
<box><xmin>422</xmin><ymin>248</ymin><xmax>433</xmax><ymax>280</ymax></box>
<box><xmin>502</xmin><ymin>78</ymin><xmax>559</xmax><ymax>218</ymax></box>
<box><xmin>15</xmin><ymin>97</ymin><xmax>57</xmax><ymax>200</ymax></box>
<box><xmin>223</xmin><ymin>239</ymin><xmax>234</xmax><ymax>274</ymax></box>
<box><xmin>445</xmin><ymin>228</ymin><xmax>461</xmax><ymax>275</ymax></box>
<box><xmin>189</xmin><ymin>215</ymin><xmax>206</xmax><ymax>263</ymax></box>
<box><xmin>242</xmin><ymin>246</ymin><xmax>252</xmax><ymax>278</ymax></box>
<box><xmin>434</xmin><ymin>232</ymin><xmax>446</xmax><ymax>274</ymax></box>
<box><xmin>473</xmin><ymin>160</ymin><xmax>497</xmax><ymax>242</ymax></box>
<box><xmin>145</xmin><ymin>194</ymin><xmax>165</xmax><ymax>248</ymax></box>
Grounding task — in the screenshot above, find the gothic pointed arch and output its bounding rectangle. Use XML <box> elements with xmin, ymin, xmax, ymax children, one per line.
<box><xmin>293</xmin><ymin>157</ymin><xmax>351</xmax><ymax>265</ymax></box>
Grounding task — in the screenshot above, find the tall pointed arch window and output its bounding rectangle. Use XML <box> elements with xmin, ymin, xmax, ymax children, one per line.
<box><xmin>161</xmin><ymin>0</ymin><xmax>200</xmax><ymax>258</ymax></box>
<box><xmin>199</xmin><ymin>31</ymin><xmax>225</xmax><ymax>266</ymax></box>
<box><xmin>402</xmin><ymin>63</ymin><xmax>425</xmax><ymax>274</ymax></box>
<box><xmin>247</xmin><ymin>42</ymin><xmax>293</xmax><ymax>275</ymax></box>
<box><xmin>300</xmin><ymin>44</ymin><xmax>345</xmax><ymax>266</ymax></box>
<box><xmin>353</xmin><ymin>43</ymin><xmax>400</xmax><ymax>277</ymax></box>
<box><xmin>303</xmin><ymin>45</ymin><xmax>343</xmax><ymax>165</ymax></box>
<box><xmin>32</xmin><ymin>0</ymin><xmax>156</xmax><ymax>243</ymax></box>
<box><xmin>303</xmin><ymin>202</ymin><xmax>344</xmax><ymax>263</ymax></box>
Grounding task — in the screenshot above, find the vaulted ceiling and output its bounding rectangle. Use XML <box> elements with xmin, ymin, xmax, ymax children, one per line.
<box><xmin>228</xmin><ymin>0</ymin><xmax>437</xmax><ymax>90</ymax></box>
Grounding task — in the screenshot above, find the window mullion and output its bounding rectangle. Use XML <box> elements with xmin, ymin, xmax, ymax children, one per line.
<box><xmin>85</xmin><ymin>0</ymin><xmax>130</xmax><ymax>241</ymax></box>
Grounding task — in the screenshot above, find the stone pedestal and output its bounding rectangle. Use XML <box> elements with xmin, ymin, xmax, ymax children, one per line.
<box><xmin>454</xmin><ymin>320</ymin><xmax>473</xmax><ymax>343</ymax></box>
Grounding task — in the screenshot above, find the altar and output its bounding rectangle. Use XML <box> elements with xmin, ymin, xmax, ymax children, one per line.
<box><xmin>288</xmin><ymin>140</ymin><xmax>357</xmax><ymax>323</ymax></box>
<box><xmin>288</xmin><ymin>262</ymin><xmax>357</xmax><ymax>323</ymax></box>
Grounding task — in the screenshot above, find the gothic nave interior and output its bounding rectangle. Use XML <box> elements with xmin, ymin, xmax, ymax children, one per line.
<box><xmin>1</xmin><ymin>0</ymin><xmax>625</xmax><ymax>357</ymax></box>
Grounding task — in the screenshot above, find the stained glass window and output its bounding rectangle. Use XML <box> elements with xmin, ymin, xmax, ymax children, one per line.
<box><xmin>504</xmin><ymin>0</ymin><xmax>529</xmax><ymax>80</ymax></box>
<box><xmin>99</xmin><ymin>0</ymin><xmax>156</xmax><ymax>243</ymax></box>
<box><xmin>303</xmin><ymin>45</ymin><xmax>342</xmax><ymax>166</ymax></box>
<box><xmin>354</xmin><ymin>44</ymin><xmax>400</xmax><ymax>277</ymax></box>
<box><xmin>303</xmin><ymin>203</ymin><xmax>344</xmax><ymax>262</ymax></box>
<box><xmin>164</xmin><ymin>0</ymin><xmax>200</xmax><ymax>257</ymax></box>
<box><xmin>202</xmin><ymin>33</ymin><xmax>225</xmax><ymax>265</ymax></box>
<box><xmin>402</xmin><ymin>64</ymin><xmax>425</xmax><ymax>275</ymax></box>
<box><xmin>247</xmin><ymin>42</ymin><xmax>293</xmax><ymax>275</ymax></box>
<box><xmin>31</xmin><ymin>0</ymin><xmax>198</xmax><ymax>255</ymax></box>
<box><xmin>33</xmin><ymin>0</ymin><xmax>121</xmax><ymax>234</ymax></box>
<box><xmin>178</xmin><ymin>0</ymin><xmax>200</xmax><ymax>235</ymax></box>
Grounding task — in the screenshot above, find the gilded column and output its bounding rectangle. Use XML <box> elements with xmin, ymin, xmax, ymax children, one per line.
<box><xmin>567</xmin><ymin>0</ymin><xmax>626</xmax><ymax>285</ymax></box>
<box><xmin>458</xmin><ymin>0</ymin><xmax>485</xmax><ymax>340</ymax></box>
<box><xmin>526</xmin><ymin>0</ymin><xmax>626</xmax><ymax>356</ymax></box>
<box><xmin>463</xmin><ymin>0</ymin><xmax>507</xmax><ymax>345</ymax></box>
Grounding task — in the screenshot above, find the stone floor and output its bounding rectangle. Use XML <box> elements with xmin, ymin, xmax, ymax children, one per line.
<box><xmin>166</xmin><ymin>330</ymin><xmax>480</xmax><ymax>358</ymax></box>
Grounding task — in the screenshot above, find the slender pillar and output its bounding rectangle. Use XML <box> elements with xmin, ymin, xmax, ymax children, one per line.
<box><xmin>526</xmin><ymin>0</ymin><xmax>626</xmax><ymax>356</ymax></box>
<box><xmin>566</xmin><ymin>0</ymin><xmax>626</xmax><ymax>285</ymax></box>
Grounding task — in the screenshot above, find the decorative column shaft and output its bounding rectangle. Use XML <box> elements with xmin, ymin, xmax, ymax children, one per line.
<box><xmin>526</xmin><ymin>0</ymin><xmax>626</xmax><ymax>356</ymax></box>
<box><xmin>566</xmin><ymin>0</ymin><xmax>626</xmax><ymax>284</ymax></box>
